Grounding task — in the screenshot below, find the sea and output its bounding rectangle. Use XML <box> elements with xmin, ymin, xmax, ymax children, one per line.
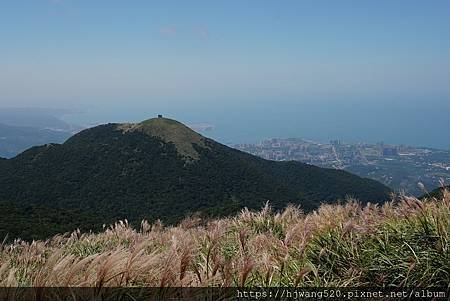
<box><xmin>60</xmin><ymin>99</ymin><xmax>450</xmax><ymax>150</ymax></box>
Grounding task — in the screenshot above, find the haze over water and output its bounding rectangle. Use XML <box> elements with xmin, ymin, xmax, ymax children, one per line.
<box><xmin>58</xmin><ymin>99</ymin><xmax>450</xmax><ymax>150</ymax></box>
<box><xmin>1</xmin><ymin>1</ymin><xmax>449</xmax><ymax>149</ymax></box>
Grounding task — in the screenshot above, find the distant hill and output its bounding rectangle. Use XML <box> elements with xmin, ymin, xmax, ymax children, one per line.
<box><xmin>0</xmin><ymin>123</ymin><xmax>72</xmax><ymax>158</ymax></box>
<box><xmin>0</xmin><ymin>117</ymin><xmax>391</xmax><ymax>240</ymax></box>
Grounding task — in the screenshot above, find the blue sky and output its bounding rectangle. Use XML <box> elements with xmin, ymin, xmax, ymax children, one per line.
<box><xmin>1</xmin><ymin>1</ymin><xmax>450</xmax><ymax>147</ymax></box>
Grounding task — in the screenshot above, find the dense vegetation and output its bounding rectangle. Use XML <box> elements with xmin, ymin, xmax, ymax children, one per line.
<box><xmin>0</xmin><ymin>118</ymin><xmax>390</xmax><ymax>241</ymax></box>
<box><xmin>0</xmin><ymin>193</ymin><xmax>448</xmax><ymax>288</ymax></box>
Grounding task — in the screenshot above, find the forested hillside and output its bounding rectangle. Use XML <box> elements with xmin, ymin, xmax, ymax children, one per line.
<box><xmin>0</xmin><ymin>118</ymin><xmax>391</xmax><ymax>241</ymax></box>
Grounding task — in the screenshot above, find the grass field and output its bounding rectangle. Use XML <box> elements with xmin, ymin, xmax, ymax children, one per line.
<box><xmin>0</xmin><ymin>191</ymin><xmax>448</xmax><ymax>288</ymax></box>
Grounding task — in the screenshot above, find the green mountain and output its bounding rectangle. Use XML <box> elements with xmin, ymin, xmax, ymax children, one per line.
<box><xmin>0</xmin><ymin>117</ymin><xmax>391</xmax><ymax>241</ymax></box>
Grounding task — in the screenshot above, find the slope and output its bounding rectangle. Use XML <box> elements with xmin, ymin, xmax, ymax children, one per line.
<box><xmin>0</xmin><ymin>117</ymin><xmax>391</xmax><ymax>240</ymax></box>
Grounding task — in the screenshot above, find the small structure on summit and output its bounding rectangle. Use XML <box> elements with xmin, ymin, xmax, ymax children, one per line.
<box><xmin>158</xmin><ymin>114</ymin><xmax>163</xmax><ymax>118</ymax></box>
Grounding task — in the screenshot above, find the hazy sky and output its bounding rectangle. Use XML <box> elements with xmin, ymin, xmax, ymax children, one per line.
<box><xmin>1</xmin><ymin>1</ymin><xmax>450</xmax><ymax>147</ymax></box>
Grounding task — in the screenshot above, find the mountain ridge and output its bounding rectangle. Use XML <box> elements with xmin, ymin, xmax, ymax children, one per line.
<box><xmin>0</xmin><ymin>117</ymin><xmax>391</xmax><ymax>240</ymax></box>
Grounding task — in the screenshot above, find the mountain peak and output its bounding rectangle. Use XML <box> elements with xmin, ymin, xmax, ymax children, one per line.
<box><xmin>0</xmin><ymin>115</ymin><xmax>391</xmax><ymax>241</ymax></box>
<box><xmin>117</xmin><ymin>117</ymin><xmax>208</xmax><ymax>160</ymax></box>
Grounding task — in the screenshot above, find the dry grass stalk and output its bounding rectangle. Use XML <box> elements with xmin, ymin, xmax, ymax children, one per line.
<box><xmin>0</xmin><ymin>194</ymin><xmax>448</xmax><ymax>287</ymax></box>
